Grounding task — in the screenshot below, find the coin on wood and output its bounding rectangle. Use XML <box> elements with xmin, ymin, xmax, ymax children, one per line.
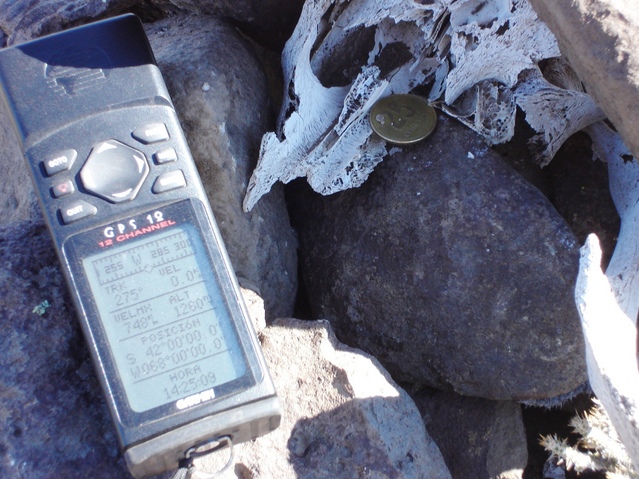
<box><xmin>369</xmin><ymin>94</ymin><xmax>437</xmax><ymax>145</ymax></box>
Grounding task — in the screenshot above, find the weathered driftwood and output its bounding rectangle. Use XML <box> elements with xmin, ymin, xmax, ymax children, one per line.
<box><xmin>243</xmin><ymin>0</ymin><xmax>606</xmax><ymax>211</ymax></box>
<box><xmin>587</xmin><ymin>122</ymin><xmax>639</xmax><ymax>319</ymax></box>
<box><xmin>575</xmin><ymin>235</ymin><xmax>639</xmax><ymax>472</ymax></box>
<box><xmin>578</xmin><ymin>122</ymin><xmax>639</xmax><ymax>471</ymax></box>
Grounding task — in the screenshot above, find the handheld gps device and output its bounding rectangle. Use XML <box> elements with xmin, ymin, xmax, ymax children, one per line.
<box><xmin>0</xmin><ymin>14</ymin><xmax>280</xmax><ymax>478</ymax></box>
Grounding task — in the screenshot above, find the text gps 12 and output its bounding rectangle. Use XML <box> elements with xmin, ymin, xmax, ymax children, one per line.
<box><xmin>0</xmin><ymin>14</ymin><xmax>280</xmax><ymax>478</ymax></box>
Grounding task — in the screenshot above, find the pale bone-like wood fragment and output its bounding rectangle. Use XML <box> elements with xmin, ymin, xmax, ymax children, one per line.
<box><xmin>575</xmin><ymin>234</ymin><xmax>639</xmax><ymax>472</ymax></box>
<box><xmin>243</xmin><ymin>0</ymin><xmax>597</xmax><ymax>211</ymax></box>
<box><xmin>513</xmin><ymin>63</ymin><xmax>605</xmax><ymax>166</ymax></box>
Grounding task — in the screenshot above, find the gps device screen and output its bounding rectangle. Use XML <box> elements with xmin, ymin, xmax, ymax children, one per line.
<box><xmin>65</xmin><ymin>199</ymin><xmax>259</xmax><ymax>422</ymax></box>
<box><xmin>82</xmin><ymin>219</ymin><xmax>246</xmax><ymax>413</ymax></box>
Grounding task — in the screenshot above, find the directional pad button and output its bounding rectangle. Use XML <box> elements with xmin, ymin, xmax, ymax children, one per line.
<box><xmin>80</xmin><ymin>140</ymin><xmax>149</xmax><ymax>203</ymax></box>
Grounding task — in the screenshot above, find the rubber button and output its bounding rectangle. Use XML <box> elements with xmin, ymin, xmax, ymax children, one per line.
<box><xmin>60</xmin><ymin>200</ymin><xmax>97</xmax><ymax>224</ymax></box>
<box><xmin>132</xmin><ymin>123</ymin><xmax>169</xmax><ymax>144</ymax></box>
<box><xmin>52</xmin><ymin>179</ymin><xmax>75</xmax><ymax>198</ymax></box>
<box><xmin>153</xmin><ymin>147</ymin><xmax>177</xmax><ymax>164</ymax></box>
<box><xmin>80</xmin><ymin>140</ymin><xmax>149</xmax><ymax>203</ymax></box>
<box><xmin>43</xmin><ymin>149</ymin><xmax>77</xmax><ymax>176</ymax></box>
<box><xmin>152</xmin><ymin>170</ymin><xmax>186</xmax><ymax>194</ymax></box>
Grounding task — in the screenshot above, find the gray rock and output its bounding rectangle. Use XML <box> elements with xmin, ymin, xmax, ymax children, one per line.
<box><xmin>0</xmin><ymin>106</ymin><xmax>38</xmax><ymax>221</ymax></box>
<box><xmin>292</xmin><ymin>112</ymin><xmax>587</xmax><ymax>401</ymax></box>
<box><xmin>0</xmin><ymin>0</ymin><xmax>137</xmax><ymax>44</ymax></box>
<box><xmin>146</xmin><ymin>14</ymin><xmax>298</xmax><ymax>320</ymax></box>
<box><xmin>414</xmin><ymin>388</ymin><xmax>527</xmax><ymax>479</ymax></box>
<box><xmin>0</xmin><ymin>220</ymin><xmax>142</xmax><ymax>478</ymax></box>
<box><xmin>164</xmin><ymin>0</ymin><xmax>304</xmax><ymax>50</ymax></box>
<box><xmin>198</xmin><ymin>318</ymin><xmax>452</xmax><ymax>479</ymax></box>
<box><xmin>241</xmin><ymin>286</ymin><xmax>267</xmax><ymax>333</ymax></box>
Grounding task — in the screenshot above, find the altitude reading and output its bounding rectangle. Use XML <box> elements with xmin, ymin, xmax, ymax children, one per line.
<box><xmin>83</xmin><ymin>223</ymin><xmax>246</xmax><ymax>412</ymax></box>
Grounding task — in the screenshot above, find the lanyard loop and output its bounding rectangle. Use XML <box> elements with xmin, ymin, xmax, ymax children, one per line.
<box><xmin>171</xmin><ymin>435</ymin><xmax>235</xmax><ymax>479</ymax></box>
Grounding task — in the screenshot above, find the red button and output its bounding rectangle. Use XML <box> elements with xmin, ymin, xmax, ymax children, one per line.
<box><xmin>52</xmin><ymin>179</ymin><xmax>75</xmax><ymax>198</ymax></box>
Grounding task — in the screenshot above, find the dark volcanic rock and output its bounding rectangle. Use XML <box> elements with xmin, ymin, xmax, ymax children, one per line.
<box><xmin>0</xmin><ymin>221</ymin><xmax>156</xmax><ymax>479</ymax></box>
<box><xmin>165</xmin><ymin>0</ymin><xmax>305</xmax><ymax>50</ymax></box>
<box><xmin>292</xmin><ymin>112</ymin><xmax>587</xmax><ymax>401</ymax></box>
<box><xmin>414</xmin><ymin>388</ymin><xmax>527</xmax><ymax>479</ymax></box>
<box><xmin>0</xmin><ymin>106</ymin><xmax>38</xmax><ymax>222</ymax></box>
<box><xmin>146</xmin><ymin>14</ymin><xmax>298</xmax><ymax>320</ymax></box>
<box><xmin>0</xmin><ymin>0</ymin><xmax>304</xmax><ymax>50</ymax></box>
<box><xmin>546</xmin><ymin>132</ymin><xmax>620</xmax><ymax>269</ymax></box>
<box><xmin>0</xmin><ymin>0</ymin><xmax>138</xmax><ymax>44</ymax></box>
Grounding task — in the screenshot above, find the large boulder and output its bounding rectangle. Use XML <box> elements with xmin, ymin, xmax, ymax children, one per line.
<box><xmin>146</xmin><ymin>14</ymin><xmax>298</xmax><ymax>319</ymax></box>
<box><xmin>292</xmin><ymin>112</ymin><xmax>587</xmax><ymax>401</ymax></box>
<box><xmin>198</xmin><ymin>318</ymin><xmax>452</xmax><ymax>479</ymax></box>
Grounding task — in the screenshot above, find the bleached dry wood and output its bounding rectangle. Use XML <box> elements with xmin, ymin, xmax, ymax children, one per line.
<box><xmin>575</xmin><ymin>235</ymin><xmax>639</xmax><ymax>472</ymax></box>
<box><xmin>586</xmin><ymin>122</ymin><xmax>639</xmax><ymax>321</ymax></box>
<box><xmin>444</xmin><ymin>0</ymin><xmax>558</xmax><ymax>104</ymax></box>
<box><xmin>514</xmin><ymin>63</ymin><xmax>605</xmax><ymax>166</ymax></box>
<box><xmin>243</xmin><ymin>0</ymin><xmax>600</xmax><ymax>211</ymax></box>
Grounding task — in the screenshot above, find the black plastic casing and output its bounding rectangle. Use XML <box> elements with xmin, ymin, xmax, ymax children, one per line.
<box><xmin>0</xmin><ymin>14</ymin><xmax>280</xmax><ymax>478</ymax></box>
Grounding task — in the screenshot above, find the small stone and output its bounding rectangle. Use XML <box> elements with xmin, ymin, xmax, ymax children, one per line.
<box><xmin>289</xmin><ymin>429</ymin><xmax>311</xmax><ymax>458</ymax></box>
<box><xmin>415</xmin><ymin>388</ymin><xmax>528</xmax><ymax>479</ymax></box>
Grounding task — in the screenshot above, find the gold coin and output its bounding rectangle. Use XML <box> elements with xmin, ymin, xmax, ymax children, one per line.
<box><xmin>369</xmin><ymin>94</ymin><xmax>437</xmax><ymax>145</ymax></box>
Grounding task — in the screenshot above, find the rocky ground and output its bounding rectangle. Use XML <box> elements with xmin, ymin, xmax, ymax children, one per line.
<box><xmin>0</xmin><ymin>1</ymin><xmax>625</xmax><ymax>478</ymax></box>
